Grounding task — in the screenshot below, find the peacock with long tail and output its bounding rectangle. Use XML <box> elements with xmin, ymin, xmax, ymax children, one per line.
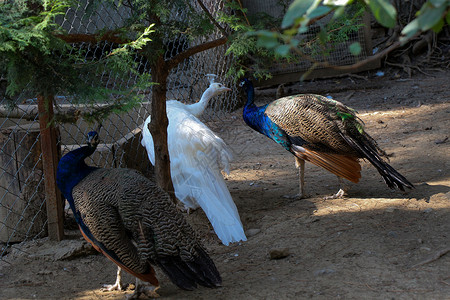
<box><xmin>239</xmin><ymin>78</ymin><xmax>414</xmax><ymax>198</ymax></box>
<box><xmin>141</xmin><ymin>75</ymin><xmax>247</xmax><ymax>246</ymax></box>
<box><xmin>56</xmin><ymin>131</ymin><xmax>221</xmax><ymax>298</ymax></box>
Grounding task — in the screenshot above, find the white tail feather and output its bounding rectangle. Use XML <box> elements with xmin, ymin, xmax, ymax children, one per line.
<box><xmin>141</xmin><ymin>103</ymin><xmax>246</xmax><ymax>245</ymax></box>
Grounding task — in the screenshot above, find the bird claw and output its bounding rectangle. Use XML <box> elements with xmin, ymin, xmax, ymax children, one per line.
<box><xmin>101</xmin><ymin>281</ymin><xmax>124</xmax><ymax>292</ymax></box>
<box><xmin>324</xmin><ymin>188</ymin><xmax>346</xmax><ymax>200</ymax></box>
<box><xmin>176</xmin><ymin>203</ymin><xmax>193</xmax><ymax>214</ymax></box>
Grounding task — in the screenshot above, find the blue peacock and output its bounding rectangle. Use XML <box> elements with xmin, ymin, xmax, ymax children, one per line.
<box><xmin>56</xmin><ymin>131</ymin><xmax>221</xmax><ymax>297</ymax></box>
<box><xmin>240</xmin><ymin>78</ymin><xmax>414</xmax><ymax>198</ymax></box>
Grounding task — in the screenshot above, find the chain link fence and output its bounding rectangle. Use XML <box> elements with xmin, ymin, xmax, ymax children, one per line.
<box><xmin>0</xmin><ymin>0</ymin><xmax>374</xmax><ymax>263</ymax></box>
<box><xmin>0</xmin><ymin>0</ymin><xmax>238</xmax><ymax>262</ymax></box>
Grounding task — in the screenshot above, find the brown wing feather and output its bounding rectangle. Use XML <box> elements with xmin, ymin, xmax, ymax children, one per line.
<box><xmin>78</xmin><ymin>225</ymin><xmax>159</xmax><ymax>286</ymax></box>
<box><xmin>266</xmin><ymin>95</ymin><xmax>359</xmax><ymax>154</ymax></box>
<box><xmin>292</xmin><ymin>145</ymin><xmax>361</xmax><ymax>183</ymax></box>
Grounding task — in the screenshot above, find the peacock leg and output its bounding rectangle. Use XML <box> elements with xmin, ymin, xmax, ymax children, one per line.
<box><xmin>283</xmin><ymin>157</ymin><xmax>306</xmax><ymax>199</ymax></box>
<box><xmin>102</xmin><ymin>266</ymin><xmax>124</xmax><ymax>291</ymax></box>
<box><xmin>295</xmin><ymin>157</ymin><xmax>305</xmax><ymax>199</ymax></box>
<box><xmin>127</xmin><ymin>278</ymin><xmax>160</xmax><ymax>299</ymax></box>
<box><xmin>324</xmin><ymin>177</ymin><xmax>349</xmax><ymax>199</ymax></box>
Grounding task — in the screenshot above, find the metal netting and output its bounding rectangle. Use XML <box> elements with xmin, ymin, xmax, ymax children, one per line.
<box><xmin>0</xmin><ymin>0</ymin><xmax>237</xmax><ymax>262</ymax></box>
<box><xmin>0</xmin><ymin>0</ymin><xmax>373</xmax><ymax>262</ymax></box>
<box><xmin>244</xmin><ymin>0</ymin><xmax>371</xmax><ymax>75</ymax></box>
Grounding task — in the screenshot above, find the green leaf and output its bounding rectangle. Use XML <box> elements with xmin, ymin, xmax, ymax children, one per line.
<box><xmin>333</xmin><ymin>5</ymin><xmax>347</xmax><ymax>19</ymax></box>
<box><xmin>349</xmin><ymin>42</ymin><xmax>362</xmax><ymax>56</ymax></box>
<box><xmin>368</xmin><ymin>0</ymin><xmax>397</xmax><ymax>28</ymax></box>
<box><xmin>401</xmin><ymin>18</ymin><xmax>420</xmax><ymax>41</ymax></box>
<box><xmin>323</xmin><ymin>0</ymin><xmax>352</xmax><ymax>5</ymax></box>
<box><xmin>431</xmin><ymin>18</ymin><xmax>445</xmax><ymax>32</ymax></box>
<box><xmin>298</xmin><ymin>25</ymin><xmax>309</xmax><ymax>34</ymax></box>
<box><xmin>318</xmin><ymin>27</ymin><xmax>328</xmax><ymax>44</ymax></box>
<box><xmin>256</xmin><ymin>32</ymin><xmax>280</xmax><ymax>49</ymax></box>
<box><xmin>290</xmin><ymin>39</ymin><xmax>300</xmax><ymax>48</ymax></box>
<box><xmin>308</xmin><ymin>6</ymin><xmax>333</xmax><ymax>19</ymax></box>
<box><xmin>401</xmin><ymin>3</ymin><xmax>448</xmax><ymax>40</ymax></box>
<box><xmin>275</xmin><ymin>44</ymin><xmax>291</xmax><ymax>56</ymax></box>
<box><xmin>429</xmin><ymin>0</ymin><xmax>448</xmax><ymax>6</ymax></box>
<box><xmin>447</xmin><ymin>11</ymin><xmax>450</xmax><ymax>24</ymax></box>
<box><xmin>417</xmin><ymin>4</ymin><xmax>447</xmax><ymax>31</ymax></box>
<box><xmin>282</xmin><ymin>0</ymin><xmax>316</xmax><ymax>28</ymax></box>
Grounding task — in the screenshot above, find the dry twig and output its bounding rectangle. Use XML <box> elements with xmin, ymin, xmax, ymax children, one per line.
<box><xmin>411</xmin><ymin>246</ymin><xmax>450</xmax><ymax>268</ymax></box>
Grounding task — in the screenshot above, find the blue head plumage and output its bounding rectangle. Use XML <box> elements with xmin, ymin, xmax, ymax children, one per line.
<box><xmin>239</xmin><ymin>78</ymin><xmax>254</xmax><ymax>106</ymax></box>
<box><xmin>56</xmin><ymin>131</ymin><xmax>99</xmax><ymax>213</ymax></box>
<box><xmin>240</xmin><ymin>78</ymin><xmax>291</xmax><ymax>151</ymax></box>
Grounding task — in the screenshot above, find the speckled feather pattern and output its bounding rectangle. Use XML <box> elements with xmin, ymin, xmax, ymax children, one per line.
<box><xmin>241</xmin><ymin>78</ymin><xmax>413</xmax><ymax>191</ymax></box>
<box><xmin>72</xmin><ymin>168</ymin><xmax>201</xmax><ymax>273</ymax></box>
<box><xmin>265</xmin><ymin>94</ymin><xmax>370</xmax><ymax>155</ymax></box>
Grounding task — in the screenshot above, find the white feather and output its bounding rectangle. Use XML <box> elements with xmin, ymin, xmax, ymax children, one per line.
<box><xmin>141</xmin><ymin>82</ymin><xmax>246</xmax><ymax>245</ymax></box>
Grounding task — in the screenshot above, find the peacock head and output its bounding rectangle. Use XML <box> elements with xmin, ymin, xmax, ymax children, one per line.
<box><xmin>86</xmin><ymin>131</ymin><xmax>100</xmax><ymax>148</ymax></box>
<box><xmin>239</xmin><ymin>78</ymin><xmax>253</xmax><ymax>91</ymax></box>
<box><xmin>208</xmin><ymin>82</ymin><xmax>231</xmax><ymax>97</ymax></box>
<box><xmin>239</xmin><ymin>78</ymin><xmax>254</xmax><ymax>105</ymax></box>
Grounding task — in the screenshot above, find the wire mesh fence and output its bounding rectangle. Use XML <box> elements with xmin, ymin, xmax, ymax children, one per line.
<box><xmin>0</xmin><ymin>0</ymin><xmax>237</xmax><ymax>262</ymax></box>
<box><xmin>0</xmin><ymin>0</ymin><xmax>374</xmax><ymax>263</ymax></box>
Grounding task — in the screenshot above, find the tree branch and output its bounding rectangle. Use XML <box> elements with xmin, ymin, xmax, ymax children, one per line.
<box><xmin>166</xmin><ymin>37</ymin><xmax>228</xmax><ymax>70</ymax></box>
<box><xmin>196</xmin><ymin>0</ymin><xmax>228</xmax><ymax>37</ymax></box>
<box><xmin>290</xmin><ymin>38</ymin><xmax>406</xmax><ymax>73</ymax></box>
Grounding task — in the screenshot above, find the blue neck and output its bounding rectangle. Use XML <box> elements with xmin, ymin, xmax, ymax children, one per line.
<box><xmin>56</xmin><ymin>145</ymin><xmax>97</xmax><ymax>213</ymax></box>
<box><xmin>242</xmin><ymin>82</ymin><xmax>269</xmax><ymax>133</ymax></box>
<box><xmin>242</xmin><ymin>82</ymin><xmax>291</xmax><ymax>151</ymax></box>
<box><xmin>244</xmin><ymin>83</ymin><xmax>255</xmax><ymax>108</ymax></box>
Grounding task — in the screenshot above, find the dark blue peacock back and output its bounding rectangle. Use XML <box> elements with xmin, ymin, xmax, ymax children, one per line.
<box><xmin>56</xmin><ymin>131</ymin><xmax>221</xmax><ymax>297</ymax></box>
<box><xmin>240</xmin><ymin>78</ymin><xmax>414</xmax><ymax>198</ymax></box>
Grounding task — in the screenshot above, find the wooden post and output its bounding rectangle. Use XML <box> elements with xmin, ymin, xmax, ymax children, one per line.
<box><xmin>38</xmin><ymin>95</ymin><xmax>64</xmax><ymax>241</ymax></box>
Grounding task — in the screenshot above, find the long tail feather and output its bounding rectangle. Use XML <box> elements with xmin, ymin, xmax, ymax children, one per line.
<box><xmin>143</xmin><ymin>108</ymin><xmax>246</xmax><ymax>245</ymax></box>
<box><xmin>340</xmin><ymin>134</ymin><xmax>414</xmax><ymax>191</ymax></box>
<box><xmin>156</xmin><ymin>247</ymin><xmax>221</xmax><ymax>290</ymax></box>
<box><xmin>173</xmin><ymin>162</ymin><xmax>247</xmax><ymax>245</ymax></box>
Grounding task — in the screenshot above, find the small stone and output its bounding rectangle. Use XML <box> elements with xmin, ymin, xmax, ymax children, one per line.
<box><xmin>246</xmin><ymin>228</ymin><xmax>261</xmax><ymax>238</ymax></box>
<box><xmin>420</xmin><ymin>247</ymin><xmax>431</xmax><ymax>251</ymax></box>
<box><xmin>387</xmin><ymin>231</ymin><xmax>398</xmax><ymax>238</ymax></box>
<box><xmin>314</xmin><ymin>268</ymin><xmax>336</xmax><ymax>276</ymax></box>
<box><xmin>269</xmin><ymin>248</ymin><xmax>290</xmax><ymax>260</ymax></box>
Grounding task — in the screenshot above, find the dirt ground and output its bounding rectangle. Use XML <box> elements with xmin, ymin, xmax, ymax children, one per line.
<box><xmin>1</xmin><ymin>68</ymin><xmax>449</xmax><ymax>299</ymax></box>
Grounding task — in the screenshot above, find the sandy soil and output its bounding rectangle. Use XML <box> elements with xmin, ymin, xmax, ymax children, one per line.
<box><xmin>1</xmin><ymin>68</ymin><xmax>449</xmax><ymax>300</ymax></box>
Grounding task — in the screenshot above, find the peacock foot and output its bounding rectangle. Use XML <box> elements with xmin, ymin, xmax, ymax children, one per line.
<box><xmin>176</xmin><ymin>202</ymin><xmax>199</xmax><ymax>215</ymax></box>
<box><xmin>101</xmin><ymin>281</ymin><xmax>124</xmax><ymax>292</ymax></box>
<box><xmin>101</xmin><ymin>266</ymin><xmax>124</xmax><ymax>292</ymax></box>
<box><xmin>127</xmin><ymin>282</ymin><xmax>160</xmax><ymax>299</ymax></box>
<box><xmin>324</xmin><ymin>188</ymin><xmax>347</xmax><ymax>200</ymax></box>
